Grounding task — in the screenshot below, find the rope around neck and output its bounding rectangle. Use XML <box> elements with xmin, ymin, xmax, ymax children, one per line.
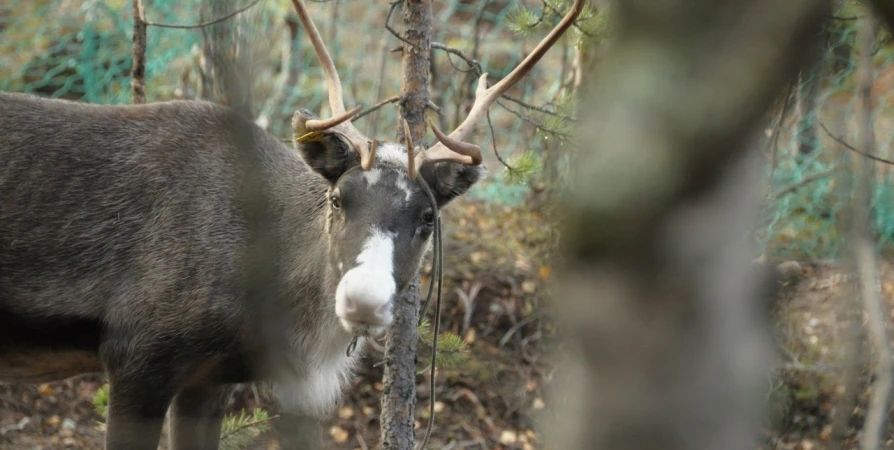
<box><xmin>415</xmin><ymin>176</ymin><xmax>443</xmax><ymax>450</ymax></box>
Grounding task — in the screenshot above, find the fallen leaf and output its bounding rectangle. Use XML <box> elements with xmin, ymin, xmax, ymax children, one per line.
<box><xmin>337</xmin><ymin>406</ymin><xmax>354</xmax><ymax>420</ymax></box>
<box><xmin>539</xmin><ymin>266</ymin><xmax>551</xmax><ymax>280</ymax></box>
<box><xmin>499</xmin><ymin>430</ymin><xmax>518</xmax><ymax>445</ymax></box>
<box><xmin>329</xmin><ymin>426</ymin><xmax>349</xmax><ymax>444</ymax></box>
<box><xmin>522</xmin><ymin>281</ymin><xmax>537</xmax><ymax>294</ymax></box>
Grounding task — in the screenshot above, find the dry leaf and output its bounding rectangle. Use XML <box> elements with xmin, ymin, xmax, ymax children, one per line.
<box><xmin>38</xmin><ymin>384</ymin><xmax>54</xmax><ymax>396</ymax></box>
<box><xmin>521</xmin><ymin>280</ymin><xmax>537</xmax><ymax>294</ymax></box>
<box><xmin>329</xmin><ymin>426</ymin><xmax>349</xmax><ymax>444</ymax></box>
<box><xmin>499</xmin><ymin>430</ymin><xmax>518</xmax><ymax>445</ymax></box>
<box><xmin>465</xmin><ymin>328</ymin><xmax>477</xmax><ymax>344</ymax></box>
<box><xmin>337</xmin><ymin>406</ymin><xmax>354</xmax><ymax>420</ymax></box>
<box><xmin>538</xmin><ymin>266</ymin><xmax>551</xmax><ymax>280</ymax></box>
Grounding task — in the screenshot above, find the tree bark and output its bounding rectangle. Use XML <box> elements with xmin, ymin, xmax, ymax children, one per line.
<box><xmin>548</xmin><ymin>1</ymin><xmax>831</xmax><ymax>449</ymax></box>
<box><xmin>381</xmin><ymin>1</ymin><xmax>432</xmax><ymax>449</ymax></box>
<box><xmin>131</xmin><ymin>0</ymin><xmax>147</xmax><ymax>104</ymax></box>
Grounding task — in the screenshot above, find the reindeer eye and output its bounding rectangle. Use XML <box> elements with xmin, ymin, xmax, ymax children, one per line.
<box><xmin>422</xmin><ymin>211</ymin><xmax>435</xmax><ymax>226</ymax></box>
<box><xmin>329</xmin><ymin>190</ymin><xmax>342</xmax><ymax>209</ymax></box>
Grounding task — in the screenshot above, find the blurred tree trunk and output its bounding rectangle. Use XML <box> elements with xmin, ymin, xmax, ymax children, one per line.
<box><xmin>380</xmin><ymin>1</ymin><xmax>432</xmax><ymax>449</ymax></box>
<box><xmin>199</xmin><ymin>0</ymin><xmax>255</xmax><ymax>115</ymax></box>
<box><xmin>547</xmin><ymin>1</ymin><xmax>830</xmax><ymax>449</ymax></box>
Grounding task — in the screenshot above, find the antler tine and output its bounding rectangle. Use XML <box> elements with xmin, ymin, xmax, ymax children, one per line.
<box><xmin>417</xmin><ymin>0</ymin><xmax>586</xmax><ymax>168</ymax></box>
<box><xmin>290</xmin><ymin>0</ymin><xmax>375</xmax><ymax>169</ymax></box>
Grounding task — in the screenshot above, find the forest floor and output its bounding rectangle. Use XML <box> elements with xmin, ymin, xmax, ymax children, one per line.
<box><xmin>1</xmin><ymin>192</ymin><xmax>891</xmax><ymax>450</ymax></box>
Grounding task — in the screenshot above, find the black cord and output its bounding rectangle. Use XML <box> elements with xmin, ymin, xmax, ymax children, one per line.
<box><xmin>416</xmin><ymin>178</ymin><xmax>443</xmax><ymax>450</ymax></box>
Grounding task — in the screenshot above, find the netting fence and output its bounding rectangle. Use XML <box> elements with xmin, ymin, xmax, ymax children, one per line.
<box><xmin>757</xmin><ymin>12</ymin><xmax>894</xmax><ymax>260</ymax></box>
<box><xmin>4</xmin><ymin>1</ymin><xmax>894</xmax><ymax>260</ymax></box>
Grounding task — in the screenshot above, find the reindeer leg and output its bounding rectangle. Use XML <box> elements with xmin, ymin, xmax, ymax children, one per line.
<box><xmin>168</xmin><ymin>384</ymin><xmax>231</xmax><ymax>450</ymax></box>
<box><xmin>103</xmin><ymin>373</ymin><xmax>174</xmax><ymax>450</ymax></box>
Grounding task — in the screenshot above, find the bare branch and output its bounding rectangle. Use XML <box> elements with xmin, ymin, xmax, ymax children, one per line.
<box><xmin>819</xmin><ymin>122</ymin><xmax>894</xmax><ymax>165</ymax></box>
<box><xmin>769</xmin><ymin>167</ymin><xmax>837</xmax><ymax>199</ymax></box>
<box><xmin>385</xmin><ymin>0</ymin><xmax>412</xmax><ymax>46</ymax></box>
<box><xmin>355</xmin><ymin>95</ymin><xmax>401</xmax><ymax>122</ymax></box>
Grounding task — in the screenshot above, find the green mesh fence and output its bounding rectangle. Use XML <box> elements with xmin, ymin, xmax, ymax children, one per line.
<box><xmin>756</xmin><ymin>10</ymin><xmax>894</xmax><ymax>260</ymax></box>
<box><xmin>7</xmin><ymin>2</ymin><xmax>890</xmax><ymax>259</ymax></box>
<box><xmin>0</xmin><ymin>0</ymin><xmax>575</xmax><ymax>208</ymax></box>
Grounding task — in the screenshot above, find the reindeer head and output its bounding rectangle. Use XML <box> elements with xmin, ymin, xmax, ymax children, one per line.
<box><xmin>287</xmin><ymin>0</ymin><xmax>584</xmax><ymax>337</ymax></box>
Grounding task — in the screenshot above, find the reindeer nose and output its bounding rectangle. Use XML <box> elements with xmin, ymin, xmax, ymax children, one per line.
<box><xmin>343</xmin><ymin>295</ymin><xmax>392</xmax><ymax>326</ymax></box>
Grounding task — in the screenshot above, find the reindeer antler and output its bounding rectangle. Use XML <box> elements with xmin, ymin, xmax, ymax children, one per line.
<box><xmin>290</xmin><ymin>0</ymin><xmax>375</xmax><ymax>170</ymax></box>
<box><xmin>411</xmin><ymin>0</ymin><xmax>586</xmax><ymax>177</ymax></box>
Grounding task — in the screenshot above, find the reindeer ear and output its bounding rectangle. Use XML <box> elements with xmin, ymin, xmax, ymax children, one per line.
<box><xmin>420</xmin><ymin>161</ymin><xmax>487</xmax><ymax>207</ymax></box>
<box><xmin>292</xmin><ymin>109</ymin><xmax>360</xmax><ymax>184</ymax></box>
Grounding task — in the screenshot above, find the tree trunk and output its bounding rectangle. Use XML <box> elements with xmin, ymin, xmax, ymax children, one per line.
<box><xmin>380</xmin><ymin>1</ymin><xmax>432</xmax><ymax>449</ymax></box>
<box><xmin>548</xmin><ymin>1</ymin><xmax>830</xmax><ymax>449</ymax></box>
<box><xmin>131</xmin><ymin>0</ymin><xmax>147</xmax><ymax>104</ymax></box>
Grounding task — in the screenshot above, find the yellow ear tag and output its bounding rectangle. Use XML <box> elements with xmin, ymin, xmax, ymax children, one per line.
<box><xmin>296</xmin><ymin>131</ymin><xmax>324</xmax><ymax>144</ymax></box>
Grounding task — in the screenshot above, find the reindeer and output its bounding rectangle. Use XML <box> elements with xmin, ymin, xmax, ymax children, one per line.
<box><xmin>0</xmin><ymin>0</ymin><xmax>584</xmax><ymax>449</ymax></box>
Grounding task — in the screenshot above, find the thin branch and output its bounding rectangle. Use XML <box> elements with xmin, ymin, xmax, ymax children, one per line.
<box><xmin>355</xmin><ymin>95</ymin><xmax>401</xmax><ymax>121</ymax></box>
<box><xmin>770</xmin><ymin>167</ymin><xmax>837</xmax><ymax>199</ymax></box>
<box><xmin>431</xmin><ymin>42</ymin><xmax>576</xmax><ymax>122</ymax></box>
<box><xmin>385</xmin><ymin>0</ymin><xmax>412</xmax><ymax>46</ymax></box>
<box><xmin>496</xmin><ymin>99</ymin><xmax>576</xmax><ymax>145</ymax></box>
<box><xmin>499</xmin><ymin>312</ymin><xmax>544</xmax><ymax>348</ymax></box>
<box><xmin>486</xmin><ymin>109</ymin><xmax>514</xmax><ymax>171</ymax></box>
<box><xmin>819</xmin><ymin>122</ymin><xmax>894</xmax><ymax>165</ymax></box>
<box><xmin>431</xmin><ymin>42</ymin><xmax>480</xmax><ymax>71</ymax></box>
<box><xmin>502</xmin><ymin>93</ymin><xmax>576</xmax><ymax>121</ymax></box>
<box><xmin>144</xmin><ymin>0</ymin><xmax>263</xmax><ymax>29</ymax></box>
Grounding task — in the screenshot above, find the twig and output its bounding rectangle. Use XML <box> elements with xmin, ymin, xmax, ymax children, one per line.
<box><xmin>502</xmin><ymin>93</ymin><xmax>576</xmax><ymax>121</ymax></box>
<box><xmin>432</xmin><ymin>42</ymin><xmax>481</xmax><ymax>72</ymax></box>
<box><xmin>385</xmin><ymin>0</ymin><xmax>412</xmax><ymax>46</ymax></box>
<box><xmin>357</xmin><ymin>433</ymin><xmax>370</xmax><ymax>450</ymax></box>
<box><xmin>131</xmin><ymin>0</ymin><xmax>147</xmax><ymax>104</ymax></box>
<box><xmin>496</xmin><ymin>99</ymin><xmax>576</xmax><ymax>143</ymax></box>
<box><xmin>770</xmin><ymin>167</ymin><xmax>838</xmax><ymax>199</ymax></box>
<box><xmin>819</xmin><ymin>122</ymin><xmax>894</xmax><ymax>165</ymax></box>
<box><xmin>855</xmin><ymin>13</ymin><xmax>891</xmax><ymax>450</ymax></box>
<box><xmin>355</xmin><ymin>95</ymin><xmax>401</xmax><ymax>122</ymax></box>
<box><xmin>486</xmin><ymin>109</ymin><xmax>514</xmax><ymax>171</ymax></box>
<box><xmin>431</xmin><ymin>42</ymin><xmax>576</xmax><ymax>121</ymax></box>
<box><xmin>499</xmin><ymin>312</ymin><xmax>545</xmax><ymax>348</ymax></box>
<box><xmin>144</xmin><ymin>0</ymin><xmax>263</xmax><ymax>29</ymax></box>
